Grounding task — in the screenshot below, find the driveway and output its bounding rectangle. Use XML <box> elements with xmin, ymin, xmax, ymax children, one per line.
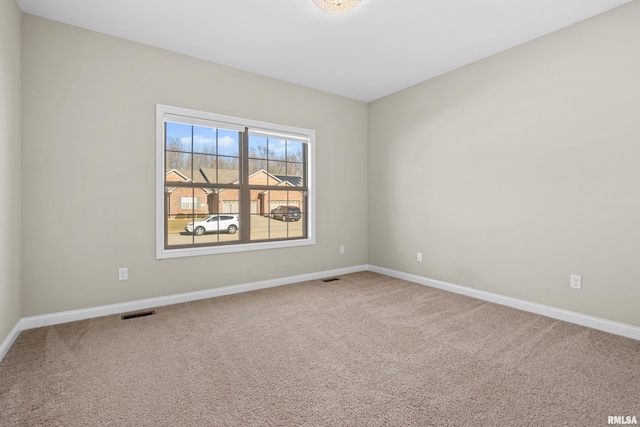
<box><xmin>166</xmin><ymin>215</ymin><xmax>303</xmax><ymax>246</ymax></box>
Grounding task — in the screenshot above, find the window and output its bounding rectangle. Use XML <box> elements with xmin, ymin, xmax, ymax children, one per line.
<box><xmin>179</xmin><ymin>196</ymin><xmax>200</xmax><ymax>210</ymax></box>
<box><xmin>156</xmin><ymin>105</ymin><xmax>315</xmax><ymax>258</ymax></box>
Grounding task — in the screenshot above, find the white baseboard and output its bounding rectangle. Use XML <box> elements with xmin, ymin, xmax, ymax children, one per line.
<box><xmin>369</xmin><ymin>265</ymin><xmax>640</xmax><ymax>341</ymax></box>
<box><xmin>20</xmin><ymin>265</ymin><xmax>369</xmax><ymax>331</ymax></box>
<box><xmin>3</xmin><ymin>262</ymin><xmax>638</xmax><ymax>364</ymax></box>
<box><xmin>0</xmin><ymin>319</ymin><xmax>23</xmax><ymax>362</ymax></box>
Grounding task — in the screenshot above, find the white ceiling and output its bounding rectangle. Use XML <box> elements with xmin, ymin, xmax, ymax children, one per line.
<box><xmin>16</xmin><ymin>0</ymin><xmax>631</xmax><ymax>102</ymax></box>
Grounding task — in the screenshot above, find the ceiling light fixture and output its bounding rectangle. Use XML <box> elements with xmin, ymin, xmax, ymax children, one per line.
<box><xmin>312</xmin><ymin>0</ymin><xmax>362</xmax><ymax>14</ymax></box>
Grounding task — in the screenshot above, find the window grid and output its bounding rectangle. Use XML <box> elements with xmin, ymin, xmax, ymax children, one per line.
<box><xmin>159</xmin><ymin>105</ymin><xmax>312</xmax><ymax>256</ymax></box>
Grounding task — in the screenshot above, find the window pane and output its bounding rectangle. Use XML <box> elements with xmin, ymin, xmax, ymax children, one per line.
<box><xmin>248</xmin><ymin>189</ymin><xmax>263</xmax><ymax>216</ymax></box>
<box><xmin>267</xmin><ymin>191</ymin><xmax>303</xmax><ymax>212</ymax></box>
<box><xmin>247</xmin><ymin>169</ymin><xmax>268</xmax><ymax>186</ymax></box>
<box><xmin>166</xmin><ymin>161</ymin><xmax>190</xmax><ymax>182</ymax></box>
<box><xmin>192</xmin><ymin>154</ymin><xmax>216</xmax><ymax>182</ymax></box>
<box><xmin>166</xmin><ymin>122</ymin><xmax>192</xmax><ymax>153</ymax></box>
<box><xmin>286</xmin><ymin>141</ymin><xmax>303</xmax><ymax>163</ymax></box>
<box><xmin>219</xmin><ymin>166</ymin><xmax>240</xmax><ymax>185</ymax></box>
<box><xmin>249</xmin><ymin>158</ymin><xmax>267</xmax><ymax>176</ymax></box>
<box><xmin>218</xmin><ymin>156</ymin><xmax>239</xmax><ymax>170</ymax></box>
<box><xmin>166</xmin><ymin>190</ymin><xmax>240</xmax><ymax>246</ymax></box>
<box><xmin>219</xmin><ymin>194</ymin><xmax>240</xmax><ymax>215</ymax></box>
<box><xmin>251</xmin><ymin>190</ymin><xmax>286</xmax><ymax>240</ymax></box>
<box><xmin>249</xmin><ymin>189</ymin><xmax>267</xmax><ymax>241</ymax></box>
<box><xmin>250</xmin><ymin>191</ymin><xmax>305</xmax><ymax>241</ymax></box>
<box><xmin>188</xmin><ymin>156</ymin><xmax>240</xmax><ymax>184</ymax></box>
<box><xmin>191</xmin><ymin>125</ymin><xmax>217</xmax><ymax>155</ymax></box>
<box><xmin>179</xmin><ymin>196</ymin><xmax>199</xmax><ymax>210</ymax></box>
<box><xmin>250</xmin><ymin>190</ymin><xmax>275</xmax><ymax>241</ymax></box>
<box><xmin>286</xmin><ymin>190</ymin><xmax>305</xmax><ymax>238</ymax></box>
<box><xmin>166</xmin><ymin>150</ymin><xmax>189</xmax><ymax>171</ymax></box>
<box><xmin>287</xmin><ymin>190</ymin><xmax>305</xmax><ymax>213</ymax></box>
<box><xmin>192</xmin><ymin>213</ymin><xmax>240</xmax><ymax>244</ymax></box>
<box><xmin>212</xmin><ymin>198</ymin><xmax>241</xmax><ymax>242</ymax></box>
<box><xmin>165</xmin><ymin>186</ymin><xmax>179</xmax><ymax>218</ymax></box>
<box><xmin>217</xmin><ymin>129</ymin><xmax>240</xmax><ymax>157</ymax></box>
<box><xmin>268</xmin><ymin>160</ymin><xmax>287</xmax><ymax>177</ymax></box>
<box><xmin>249</xmin><ymin>135</ymin><xmax>268</xmax><ymax>160</ymax></box>
<box><xmin>166</xmin><ymin>185</ymin><xmax>195</xmax><ymax>247</ymax></box>
<box><xmin>250</xmin><ymin>214</ymin><xmax>270</xmax><ymax>241</ymax></box>
<box><xmin>191</xmin><ymin>214</ymin><xmax>220</xmax><ymax>245</ymax></box>
<box><xmin>169</xmin><ymin>187</ymin><xmax>208</xmax><ymax>215</ymax></box>
<box><xmin>269</xmin><ymin>214</ymin><xmax>289</xmax><ymax>239</ymax></box>
<box><xmin>286</xmin><ymin>163</ymin><xmax>304</xmax><ymax>182</ymax></box>
<box><xmin>268</xmin><ymin>138</ymin><xmax>287</xmax><ymax>160</ymax></box>
<box><xmin>216</xmin><ymin>189</ymin><xmax>240</xmax><ymax>215</ymax></box>
<box><xmin>166</xmin><ymin>212</ymin><xmax>194</xmax><ymax>247</ymax></box>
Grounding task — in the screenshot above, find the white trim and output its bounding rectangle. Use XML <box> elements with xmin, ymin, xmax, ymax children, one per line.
<box><xmin>156</xmin><ymin>104</ymin><xmax>167</xmax><ymax>258</ymax></box>
<box><xmin>248</xmin><ymin>128</ymin><xmax>311</xmax><ymax>143</ymax></box>
<box><xmin>20</xmin><ymin>265</ymin><xmax>368</xmax><ymax>331</ymax></box>
<box><xmin>369</xmin><ymin>265</ymin><xmax>640</xmax><ymax>341</ymax></box>
<box><xmin>3</xmin><ymin>263</ymin><xmax>638</xmax><ymax>363</ymax></box>
<box><xmin>0</xmin><ymin>319</ymin><xmax>23</xmax><ymax>362</ymax></box>
<box><xmin>163</xmin><ymin>112</ymin><xmax>246</xmax><ymax>133</ymax></box>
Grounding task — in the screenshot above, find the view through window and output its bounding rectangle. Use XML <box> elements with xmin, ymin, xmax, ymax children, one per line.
<box><xmin>157</xmin><ymin>105</ymin><xmax>315</xmax><ymax>258</ymax></box>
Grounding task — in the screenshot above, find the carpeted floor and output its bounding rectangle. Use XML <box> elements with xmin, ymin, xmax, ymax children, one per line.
<box><xmin>1</xmin><ymin>271</ymin><xmax>639</xmax><ymax>426</ymax></box>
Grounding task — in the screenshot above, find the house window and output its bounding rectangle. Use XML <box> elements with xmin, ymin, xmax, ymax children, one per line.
<box><xmin>179</xmin><ymin>196</ymin><xmax>200</xmax><ymax>210</ymax></box>
<box><xmin>156</xmin><ymin>105</ymin><xmax>315</xmax><ymax>259</ymax></box>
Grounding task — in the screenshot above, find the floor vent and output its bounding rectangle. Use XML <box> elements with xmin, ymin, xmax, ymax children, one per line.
<box><xmin>322</xmin><ymin>278</ymin><xmax>340</xmax><ymax>283</ymax></box>
<box><xmin>121</xmin><ymin>310</ymin><xmax>156</xmax><ymax>320</ymax></box>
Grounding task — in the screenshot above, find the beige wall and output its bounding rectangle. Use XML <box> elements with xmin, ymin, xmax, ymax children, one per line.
<box><xmin>12</xmin><ymin>2</ymin><xmax>640</xmax><ymax>332</ymax></box>
<box><xmin>369</xmin><ymin>1</ymin><xmax>640</xmax><ymax>327</ymax></box>
<box><xmin>0</xmin><ymin>0</ymin><xmax>22</xmax><ymax>343</ymax></box>
<box><xmin>21</xmin><ymin>15</ymin><xmax>368</xmax><ymax>317</ymax></box>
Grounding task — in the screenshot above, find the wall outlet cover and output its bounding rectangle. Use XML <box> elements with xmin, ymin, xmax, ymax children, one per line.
<box><xmin>570</xmin><ymin>274</ymin><xmax>581</xmax><ymax>289</ymax></box>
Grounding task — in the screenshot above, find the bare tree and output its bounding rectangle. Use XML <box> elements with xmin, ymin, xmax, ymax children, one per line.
<box><xmin>166</xmin><ymin>138</ymin><xmax>189</xmax><ymax>170</ymax></box>
<box><xmin>247</xmin><ymin>146</ymin><xmax>303</xmax><ymax>176</ymax></box>
<box><xmin>167</xmin><ymin>137</ymin><xmax>302</xmax><ymax>178</ymax></box>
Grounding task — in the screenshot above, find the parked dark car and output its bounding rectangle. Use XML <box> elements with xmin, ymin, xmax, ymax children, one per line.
<box><xmin>270</xmin><ymin>205</ymin><xmax>301</xmax><ymax>222</ymax></box>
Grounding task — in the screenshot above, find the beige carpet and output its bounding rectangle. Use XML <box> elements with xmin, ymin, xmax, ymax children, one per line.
<box><xmin>1</xmin><ymin>272</ymin><xmax>638</xmax><ymax>426</ymax></box>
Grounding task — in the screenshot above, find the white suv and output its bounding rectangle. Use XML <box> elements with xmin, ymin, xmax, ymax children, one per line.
<box><xmin>185</xmin><ymin>215</ymin><xmax>239</xmax><ymax>236</ymax></box>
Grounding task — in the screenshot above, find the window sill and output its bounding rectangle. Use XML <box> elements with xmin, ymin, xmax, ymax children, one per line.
<box><xmin>156</xmin><ymin>236</ymin><xmax>316</xmax><ymax>259</ymax></box>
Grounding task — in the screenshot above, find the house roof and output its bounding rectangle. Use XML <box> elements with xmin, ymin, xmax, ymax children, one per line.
<box><xmin>274</xmin><ymin>175</ymin><xmax>303</xmax><ymax>187</ymax></box>
<box><xmin>170</xmin><ymin>168</ymin><xmax>303</xmax><ymax>187</ymax></box>
<box><xmin>177</xmin><ymin>168</ymin><xmax>239</xmax><ymax>185</ymax></box>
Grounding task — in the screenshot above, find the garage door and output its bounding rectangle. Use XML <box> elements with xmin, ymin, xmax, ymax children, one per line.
<box><xmin>222</xmin><ymin>201</ymin><xmax>257</xmax><ymax>214</ymax></box>
<box><xmin>222</xmin><ymin>201</ymin><xmax>239</xmax><ymax>214</ymax></box>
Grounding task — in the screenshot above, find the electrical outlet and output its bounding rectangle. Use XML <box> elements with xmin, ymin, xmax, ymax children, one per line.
<box><xmin>340</xmin><ymin>245</ymin><xmax>345</xmax><ymax>254</ymax></box>
<box><xmin>417</xmin><ymin>252</ymin><xmax>423</xmax><ymax>263</ymax></box>
<box><xmin>119</xmin><ymin>267</ymin><xmax>128</xmax><ymax>281</ymax></box>
<box><xmin>570</xmin><ymin>274</ymin><xmax>581</xmax><ymax>290</ymax></box>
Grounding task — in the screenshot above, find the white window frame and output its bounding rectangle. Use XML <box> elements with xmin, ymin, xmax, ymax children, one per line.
<box><xmin>156</xmin><ymin>104</ymin><xmax>316</xmax><ymax>259</ymax></box>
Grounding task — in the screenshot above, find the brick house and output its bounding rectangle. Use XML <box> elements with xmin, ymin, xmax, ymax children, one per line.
<box><xmin>165</xmin><ymin>168</ymin><xmax>303</xmax><ymax>217</ymax></box>
<box><xmin>165</xmin><ymin>169</ymin><xmax>212</xmax><ymax>216</ymax></box>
